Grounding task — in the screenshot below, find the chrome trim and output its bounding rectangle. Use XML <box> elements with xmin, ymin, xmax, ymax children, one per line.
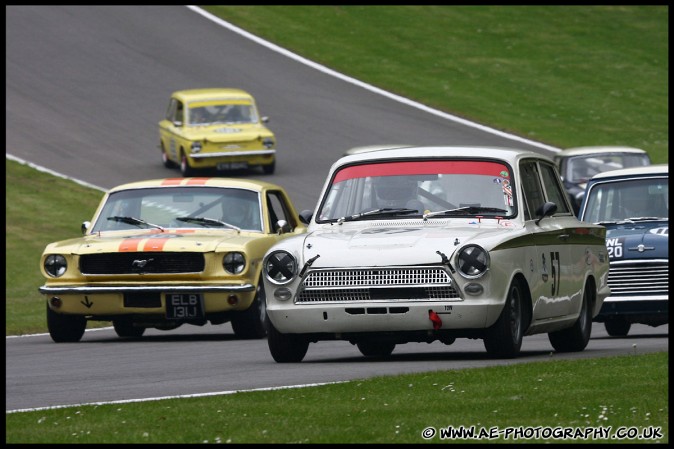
<box><xmin>607</xmin><ymin>259</ymin><xmax>668</xmax><ymax>296</ymax></box>
<box><xmin>296</xmin><ymin>265</ymin><xmax>461</xmax><ymax>303</ymax></box>
<box><xmin>39</xmin><ymin>284</ymin><xmax>255</xmax><ymax>294</ymax></box>
<box><xmin>190</xmin><ymin>149</ymin><xmax>276</xmax><ymax>159</ymax></box>
<box><xmin>302</xmin><ymin>266</ymin><xmax>453</xmax><ymax>287</ymax></box>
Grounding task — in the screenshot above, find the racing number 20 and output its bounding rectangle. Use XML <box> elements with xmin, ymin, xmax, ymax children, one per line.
<box><xmin>550</xmin><ymin>251</ymin><xmax>561</xmax><ymax>296</ymax></box>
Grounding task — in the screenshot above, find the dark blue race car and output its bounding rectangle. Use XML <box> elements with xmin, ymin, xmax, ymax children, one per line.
<box><xmin>578</xmin><ymin>164</ymin><xmax>668</xmax><ymax>336</ymax></box>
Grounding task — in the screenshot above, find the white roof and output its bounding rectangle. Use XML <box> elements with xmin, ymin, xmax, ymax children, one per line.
<box><xmin>343</xmin><ymin>144</ymin><xmax>412</xmax><ymax>155</ymax></box>
<box><xmin>590</xmin><ymin>163</ymin><xmax>668</xmax><ymax>180</ymax></box>
<box><xmin>335</xmin><ymin>145</ymin><xmax>551</xmax><ymax>167</ymax></box>
<box><xmin>558</xmin><ymin>146</ymin><xmax>647</xmax><ymax>157</ymax></box>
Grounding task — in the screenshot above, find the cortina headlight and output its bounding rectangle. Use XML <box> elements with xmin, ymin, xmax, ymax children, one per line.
<box><xmin>264</xmin><ymin>250</ymin><xmax>297</xmax><ymax>285</ymax></box>
<box><xmin>223</xmin><ymin>252</ymin><xmax>246</xmax><ymax>274</ymax></box>
<box><xmin>44</xmin><ymin>254</ymin><xmax>67</xmax><ymax>278</ymax></box>
<box><xmin>191</xmin><ymin>141</ymin><xmax>202</xmax><ymax>153</ymax></box>
<box><xmin>457</xmin><ymin>245</ymin><xmax>489</xmax><ymax>279</ymax></box>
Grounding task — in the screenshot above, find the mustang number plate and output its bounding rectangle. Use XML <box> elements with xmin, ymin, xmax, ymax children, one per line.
<box><xmin>165</xmin><ymin>293</ymin><xmax>204</xmax><ymax>319</ymax></box>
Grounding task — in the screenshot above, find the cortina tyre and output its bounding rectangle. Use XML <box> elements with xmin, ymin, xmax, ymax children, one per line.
<box><xmin>483</xmin><ymin>278</ymin><xmax>528</xmax><ymax>358</ymax></box>
<box><xmin>266</xmin><ymin>317</ymin><xmax>309</xmax><ymax>363</ymax></box>
<box><xmin>356</xmin><ymin>341</ymin><xmax>396</xmax><ymax>357</ymax></box>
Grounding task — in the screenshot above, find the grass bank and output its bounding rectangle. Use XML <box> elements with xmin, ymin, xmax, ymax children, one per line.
<box><xmin>6</xmin><ymin>351</ymin><xmax>668</xmax><ymax>443</ymax></box>
<box><xmin>205</xmin><ymin>5</ymin><xmax>668</xmax><ymax>164</ymax></box>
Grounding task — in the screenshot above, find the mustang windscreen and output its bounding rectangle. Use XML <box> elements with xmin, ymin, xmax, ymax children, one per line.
<box><xmin>91</xmin><ymin>187</ymin><xmax>263</xmax><ymax>232</ymax></box>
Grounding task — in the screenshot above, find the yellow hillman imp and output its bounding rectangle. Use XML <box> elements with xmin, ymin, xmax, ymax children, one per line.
<box><xmin>39</xmin><ymin>177</ymin><xmax>306</xmax><ymax>342</ymax></box>
<box><xmin>159</xmin><ymin>88</ymin><xmax>277</xmax><ymax>176</ymax></box>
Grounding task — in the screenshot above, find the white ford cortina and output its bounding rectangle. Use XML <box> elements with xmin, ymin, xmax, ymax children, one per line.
<box><xmin>262</xmin><ymin>146</ymin><xmax>611</xmax><ymax>362</ymax></box>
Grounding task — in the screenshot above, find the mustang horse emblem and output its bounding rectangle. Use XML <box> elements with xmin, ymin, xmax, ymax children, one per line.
<box><xmin>132</xmin><ymin>258</ymin><xmax>154</xmax><ymax>269</ymax></box>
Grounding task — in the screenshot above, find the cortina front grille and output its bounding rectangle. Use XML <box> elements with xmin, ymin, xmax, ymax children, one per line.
<box><xmin>297</xmin><ymin>266</ymin><xmax>459</xmax><ymax>303</ymax></box>
<box><xmin>80</xmin><ymin>252</ymin><xmax>205</xmax><ymax>275</ymax></box>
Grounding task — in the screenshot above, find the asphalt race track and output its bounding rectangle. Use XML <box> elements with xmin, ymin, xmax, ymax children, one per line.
<box><xmin>5</xmin><ymin>323</ymin><xmax>668</xmax><ymax>412</ymax></box>
<box><xmin>5</xmin><ymin>6</ymin><xmax>668</xmax><ymax>413</ymax></box>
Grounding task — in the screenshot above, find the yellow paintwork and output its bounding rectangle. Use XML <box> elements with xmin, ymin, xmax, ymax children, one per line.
<box><xmin>40</xmin><ymin>177</ymin><xmax>306</xmax><ymax>318</ymax></box>
<box><xmin>158</xmin><ymin>88</ymin><xmax>276</xmax><ymax>176</ymax></box>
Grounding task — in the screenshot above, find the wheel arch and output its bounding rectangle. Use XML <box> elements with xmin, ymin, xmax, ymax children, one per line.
<box><xmin>583</xmin><ymin>274</ymin><xmax>598</xmax><ymax>317</ymax></box>
<box><xmin>513</xmin><ymin>272</ymin><xmax>533</xmax><ymax>335</ymax></box>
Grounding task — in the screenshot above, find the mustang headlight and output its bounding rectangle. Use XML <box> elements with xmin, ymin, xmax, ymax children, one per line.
<box><xmin>223</xmin><ymin>252</ymin><xmax>246</xmax><ymax>274</ymax></box>
<box><xmin>264</xmin><ymin>250</ymin><xmax>297</xmax><ymax>285</ymax></box>
<box><xmin>457</xmin><ymin>245</ymin><xmax>489</xmax><ymax>279</ymax></box>
<box><xmin>190</xmin><ymin>141</ymin><xmax>203</xmax><ymax>153</ymax></box>
<box><xmin>44</xmin><ymin>254</ymin><xmax>67</xmax><ymax>278</ymax></box>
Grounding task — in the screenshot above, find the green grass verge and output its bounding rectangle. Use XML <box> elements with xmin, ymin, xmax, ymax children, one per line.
<box><xmin>5</xmin><ymin>159</ymin><xmax>106</xmax><ymax>335</ymax></box>
<box><xmin>6</xmin><ymin>352</ymin><xmax>668</xmax><ymax>443</ymax></box>
<box><xmin>204</xmin><ymin>5</ymin><xmax>668</xmax><ymax>164</ymax></box>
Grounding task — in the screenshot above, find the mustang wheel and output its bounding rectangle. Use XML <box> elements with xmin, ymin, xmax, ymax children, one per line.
<box><xmin>113</xmin><ymin>317</ymin><xmax>146</xmax><ymax>338</ymax></box>
<box><xmin>548</xmin><ymin>281</ymin><xmax>593</xmax><ymax>352</ymax></box>
<box><xmin>266</xmin><ymin>318</ymin><xmax>309</xmax><ymax>363</ymax></box>
<box><xmin>484</xmin><ymin>278</ymin><xmax>527</xmax><ymax>358</ymax></box>
<box><xmin>231</xmin><ymin>279</ymin><xmax>267</xmax><ymax>339</ymax></box>
<box><xmin>356</xmin><ymin>341</ymin><xmax>396</xmax><ymax>357</ymax></box>
<box><xmin>604</xmin><ymin>318</ymin><xmax>631</xmax><ymax>337</ymax></box>
<box><xmin>47</xmin><ymin>303</ymin><xmax>86</xmax><ymax>343</ymax></box>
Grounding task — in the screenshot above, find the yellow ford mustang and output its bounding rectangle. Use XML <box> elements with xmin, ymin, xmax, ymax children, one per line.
<box><xmin>159</xmin><ymin>88</ymin><xmax>277</xmax><ymax>176</ymax></box>
<box><xmin>39</xmin><ymin>178</ymin><xmax>307</xmax><ymax>342</ymax></box>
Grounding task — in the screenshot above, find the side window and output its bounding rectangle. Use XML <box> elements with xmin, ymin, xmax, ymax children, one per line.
<box><xmin>174</xmin><ymin>101</ymin><xmax>184</xmax><ymax>124</ymax></box>
<box><xmin>519</xmin><ymin>161</ymin><xmax>545</xmax><ymax>221</ymax></box>
<box><xmin>266</xmin><ymin>191</ymin><xmax>295</xmax><ymax>232</ymax></box>
<box><xmin>539</xmin><ymin>163</ymin><xmax>571</xmax><ymax>214</ymax></box>
<box><xmin>165</xmin><ymin>99</ymin><xmax>177</xmax><ymax>121</ymax></box>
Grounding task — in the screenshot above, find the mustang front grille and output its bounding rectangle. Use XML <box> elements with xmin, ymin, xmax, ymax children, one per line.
<box><xmin>297</xmin><ymin>266</ymin><xmax>459</xmax><ymax>303</ymax></box>
<box><xmin>80</xmin><ymin>252</ymin><xmax>205</xmax><ymax>275</ymax></box>
<box><xmin>608</xmin><ymin>260</ymin><xmax>668</xmax><ymax>296</ymax></box>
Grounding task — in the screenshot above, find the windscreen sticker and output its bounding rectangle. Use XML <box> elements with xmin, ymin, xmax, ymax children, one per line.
<box><xmin>502</xmin><ymin>179</ymin><xmax>513</xmax><ymax>206</ymax></box>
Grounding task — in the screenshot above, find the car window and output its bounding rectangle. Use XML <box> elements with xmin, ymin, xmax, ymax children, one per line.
<box><xmin>266</xmin><ymin>191</ymin><xmax>295</xmax><ymax>232</ymax></box>
<box><xmin>519</xmin><ymin>161</ymin><xmax>544</xmax><ymax>221</ymax></box>
<box><xmin>316</xmin><ymin>160</ymin><xmax>516</xmax><ymax>222</ymax></box>
<box><xmin>520</xmin><ymin>160</ymin><xmax>571</xmax><ymax>218</ymax></box>
<box><xmin>165</xmin><ymin>98</ymin><xmax>181</xmax><ymax>123</ymax></box>
<box><xmin>583</xmin><ymin>177</ymin><xmax>669</xmax><ymax>223</ymax></box>
<box><xmin>187</xmin><ymin>101</ymin><xmax>257</xmax><ymax>126</ymax></box>
<box><xmin>91</xmin><ymin>187</ymin><xmax>263</xmax><ymax>232</ymax></box>
<box><xmin>539</xmin><ymin>163</ymin><xmax>571</xmax><ymax>214</ymax></box>
<box><xmin>567</xmin><ymin>153</ymin><xmax>651</xmax><ymax>183</ymax></box>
